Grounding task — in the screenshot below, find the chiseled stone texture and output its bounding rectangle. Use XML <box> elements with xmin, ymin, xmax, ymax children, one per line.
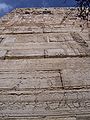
<box><xmin>0</xmin><ymin>8</ymin><xmax>90</xmax><ymax>119</ymax></box>
<box><xmin>0</xmin><ymin>117</ymin><xmax>76</xmax><ymax>120</ymax></box>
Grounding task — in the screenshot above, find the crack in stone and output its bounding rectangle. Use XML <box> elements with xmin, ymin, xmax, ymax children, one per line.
<box><xmin>58</xmin><ymin>69</ymin><xmax>64</xmax><ymax>89</ymax></box>
<box><xmin>0</xmin><ymin>37</ymin><xmax>4</xmax><ymax>43</ymax></box>
<box><xmin>70</xmin><ymin>32</ymin><xmax>88</xmax><ymax>48</ymax></box>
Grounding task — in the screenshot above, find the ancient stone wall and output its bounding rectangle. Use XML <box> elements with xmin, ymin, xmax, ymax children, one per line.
<box><xmin>0</xmin><ymin>8</ymin><xmax>90</xmax><ymax>120</ymax></box>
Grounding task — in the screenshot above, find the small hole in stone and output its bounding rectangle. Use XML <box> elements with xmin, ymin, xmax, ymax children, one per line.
<box><xmin>25</xmin><ymin>11</ymin><xmax>30</xmax><ymax>14</ymax></box>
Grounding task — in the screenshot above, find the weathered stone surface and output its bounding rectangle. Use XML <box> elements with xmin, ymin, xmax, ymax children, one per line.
<box><xmin>6</xmin><ymin>49</ymin><xmax>44</xmax><ymax>59</ymax></box>
<box><xmin>0</xmin><ymin>33</ymin><xmax>73</xmax><ymax>44</ymax></box>
<box><xmin>0</xmin><ymin>41</ymin><xmax>90</xmax><ymax>58</ymax></box>
<box><xmin>62</xmin><ymin>66</ymin><xmax>90</xmax><ymax>89</ymax></box>
<box><xmin>0</xmin><ymin>89</ymin><xmax>90</xmax><ymax>117</ymax></box>
<box><xmin>76</xmin><ymin>116</ymin><xmax>90</xmax><ymax>120</ymax></box>
<box><xmin>0</xmin><ymin>58</ymin><xmax>90</xmax><ymax>90</ymax></box>
<box><xmin>0</xmin><ymin>70</ymin><xmax>62</xmax><ymax>89</ymax></box>
<box><xmin>0</xmin><ymin>117</ymin><xmax>76</xmax><ymax>120</ymax></box>
<box><xmin>0</xmin><ymin>50</ymin><xmax>7</xmax><ymax>59</ymax></box>
<box><xmin>0</xmin><ymin>8</ymin><xmax>90</xmax><ymax>119</ymax></box>
<box><xmin>45</xmin><ymin>48</ymin><xmax>66</xmax><ymax>57</ymax></box>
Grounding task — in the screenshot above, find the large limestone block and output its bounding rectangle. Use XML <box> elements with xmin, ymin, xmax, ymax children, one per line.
<box><xmin>0</xmin><ymin>70</ymin><xmax>62</xmax><ymax>90</ymax></box>
<box><xmin>62</xmin><ymin>67</ymin><xmax>90</xmax><ymax>89</ymax></box>
<box><xmin>6</xmin><ymin>49</ymin><xmax>44</xmax><ymax>59</ymax></box>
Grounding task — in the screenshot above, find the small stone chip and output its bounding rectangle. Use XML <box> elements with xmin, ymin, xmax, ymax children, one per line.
<box><xmin>0</xmin><ymin>50</ymin><xmax>7</xmax><ymax>59</ymax></box>
<box><xmin>45</xmin><ymin>48</ymin><xmax>66</xmax><ymax>58</ymax></box>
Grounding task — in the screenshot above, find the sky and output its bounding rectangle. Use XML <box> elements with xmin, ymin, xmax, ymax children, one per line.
<box><xmin>0</xmin><ymin>0</ymin><xmax>76</xmax><ymax>17</ymax></box>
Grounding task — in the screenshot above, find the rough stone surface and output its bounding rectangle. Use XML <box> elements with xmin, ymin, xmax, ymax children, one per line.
<box><xmin>0</xmin><ymin>50</ymin><xmax>7</xmax><ymax>59</ymax></box>
<box><xmin>0</xmin><ymin>8</ymin><xmax>90</xmax><ymax>120</ymax></box>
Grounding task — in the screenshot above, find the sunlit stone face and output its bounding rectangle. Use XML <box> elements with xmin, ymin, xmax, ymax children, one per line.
<box><xmin>0</xmin><ymin>8</ymin><xmax>90</xmax><ymax>119</ymax></box>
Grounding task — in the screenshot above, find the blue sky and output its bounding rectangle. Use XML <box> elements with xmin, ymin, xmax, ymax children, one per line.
<box><xmin>0</xmin><ymin>0</ymin><xmax>76</xmax><ymax>17</ymax></box>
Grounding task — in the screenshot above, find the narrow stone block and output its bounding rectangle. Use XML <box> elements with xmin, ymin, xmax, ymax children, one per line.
<box><xmin>45</xmin><ymin>48</ymin><xmax>66</xmax><ymax>58</ymax></box>
<box><xmin>6</xmin><ymin>49</ymin><xmax>44</xmax><ymax>59</ymax></box>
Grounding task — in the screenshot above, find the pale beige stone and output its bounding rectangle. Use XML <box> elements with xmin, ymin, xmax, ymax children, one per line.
<box><xmin>0</xmin><ymin>70</ymin><xmax>62</xmax><ymax>89</ymax></box>
<box><xmin>0</xmin><ymin>50</ymin><xmax>7</xmax><ymax>59</ymax></box>
<box><xmin>6</xmin><ymin>49</ymin><xmax>44</xmax><ymax>59</ymax></box>
<box><xmin>45</xmin><ymin>48</ymin><xmax>66</xmax><ymax>57</ymax></box>
<box><xmin>0</xmin><ymin>8</ymin><xmax>90</xmax><ymax>119</ymax></box>
<box><xmin>0</xmin><ymin>117</ymin><xmax>76</xmax><ymax>120</ymax></box>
